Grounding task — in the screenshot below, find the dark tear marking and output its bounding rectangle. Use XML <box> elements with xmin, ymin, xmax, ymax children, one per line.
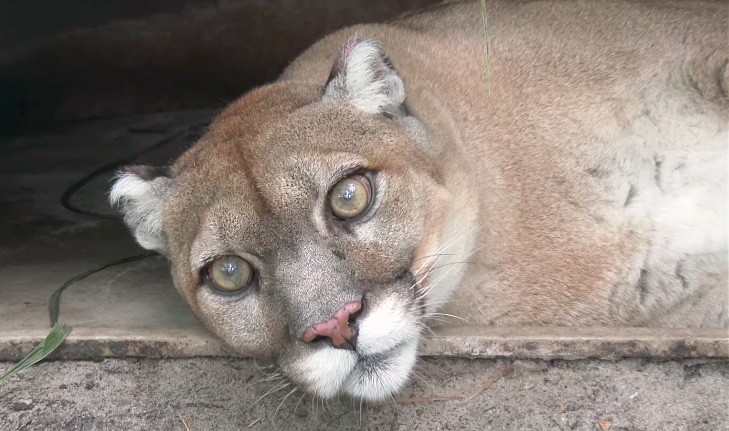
<box><xmin>718</xmin><ymin>60</ymin><xmax>729</xmax><ymax>98</ymax></box>
<box><xmin>676</xmin><ymin>260</ymin><xmax>689</xmax><ymax>290</ymax></box>
<box><xmin>624</xmin><ymin>184</ymin><xmax>637</xmax><ymax>207</ymax></box>
<box><xmin>590</xmin><ymin>214</ymin><xmax>606</xmax><ymax>224</ymax></box>
<box><xmin>685</xmin><ymin>67</ymin><xmax>704</xmax><ymax>98</ymax></box>
<box><xmin>638</xmin><ymin>269</ymin><xmax>649</xmax><ymax>306</ymax></box>
<box><xmin>654</xmin><ymin>155</ymin><xmax>664</xmax><ymax>191</ymax></box>
<box><xmin>586</xmin><ymin>167</ymin><xmax>609</xmax><ymax>178</ymax></box>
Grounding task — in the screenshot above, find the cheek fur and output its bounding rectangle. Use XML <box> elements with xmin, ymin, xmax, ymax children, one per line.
<box><xmin>356</xmin><ymin>295</ymin><xmax>421</xmax><ymax>356</ymax></box>
<box><xmin>410</xmin><ymin>182</ymin><xmax>448</xmax><ymax>279</ymax></box>
<box><xmin>194</xmin><ymin>289</ymin><xmax>286</xmax><ymax>358</ymax></box>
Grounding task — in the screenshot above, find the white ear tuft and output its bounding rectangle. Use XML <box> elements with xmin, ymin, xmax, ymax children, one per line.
<box><xmin>324</xmin><ymin>37</ymin><xmax>406</xmax><ymax>116</ymax></box>
<box><xmin>109</xmin><ymin>166</ymin><xmax>173</xmax><ymax>255</ymax></box>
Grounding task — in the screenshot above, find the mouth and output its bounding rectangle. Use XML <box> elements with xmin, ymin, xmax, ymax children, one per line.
<box><xmin>292</xmin><ymin>320</ymin><xmax>421</xmax><ymax>402</ymax></box>
<box><xmin>333</xmin><ymin>278</ymin><xmax>425</xmax><ymax>401</ymax></box>
<box><xmin>341</xmin><ymin>337</ymin><xmax>419</xmax><ymax>401</ymax></box>
<box><xmin>284</xmin><ymin>278</ymin><xmax>425</xmax><ymax>402</ymax></box>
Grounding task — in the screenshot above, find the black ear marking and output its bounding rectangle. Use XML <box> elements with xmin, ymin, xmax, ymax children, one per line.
<box><xmin>122</xmin><ymin>164</ymin><xmax>168</xmax><ymax>181</ymax></box>
<box><xmin>323</xmin><ymin>36</ymin><xmax>407</xmax><ymax>116</ymax></box>
<box><xmin>326</xmin><ymin>36</ymin><xmax>364</xmax><ymax>85</ymax></box>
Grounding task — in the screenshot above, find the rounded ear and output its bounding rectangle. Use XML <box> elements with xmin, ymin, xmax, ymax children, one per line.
<box><xmin>323</xmin><ymin>36</ymin><xmax>406</xmax><ymax>116</ymax></box>
<box><xmin>109</xmin><ymin>165</ymin><xmax>173</xmax><ymax>256</ymax></box>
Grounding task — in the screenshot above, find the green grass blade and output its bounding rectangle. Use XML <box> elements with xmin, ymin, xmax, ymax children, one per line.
<box><xmin>1</xmin><ymin>251</ymin><xmax>157</xmax><ymax>385</ymax></box>
<box><xmin>0</xmin><ymin>323</ymin><xmax>72</xmax><ymax>383</ymax></box>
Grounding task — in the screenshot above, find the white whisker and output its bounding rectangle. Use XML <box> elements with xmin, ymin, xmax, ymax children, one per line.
<box><xmin>256</xmin><ymin>382</ymin><xmax>290</xmax><ymax>404</ymax></box>
<box><xmin>293</xmin><ymin>391</ymin><xmax>307</xmax><ymax>417</ymax></box>
<box><xmin>274</xmin><ymin>387</ymin><xmax>298</xmax><ymax>417</ymax></box>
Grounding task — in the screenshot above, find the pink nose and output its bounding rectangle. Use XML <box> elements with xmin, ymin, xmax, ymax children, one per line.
<box><xmin>302</xmin><ymin>301</ymin><xmax>361</xmax><ymax>349</ymax></box>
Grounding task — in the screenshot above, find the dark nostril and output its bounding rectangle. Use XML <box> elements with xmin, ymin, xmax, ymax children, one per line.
<box><xmin>309</xmin><ymin>335</ymin><xmax>328</xmax><ymax>344</ymax></box>
<box><xmin>302</xmin><ymin>300</ymin><xmax>362</xmax><ymax>350</ymax></box>
<box><xmin>396</xmin><ymin>269</ymin><xmax>410</xmax><ymax>281</ymax></box>
<box><xmin>351</xmin><ymin>295</ymin><xmax>366</xmax><ymax>322</ymax></box>
<box><xmin>348</xmin><ymin>308</ymin><xmax>362</xmax><ymax>325</ymax></box>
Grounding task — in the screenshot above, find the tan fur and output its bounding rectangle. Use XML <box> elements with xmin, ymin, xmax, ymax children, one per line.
<box><xmin>111</xmin><ymin>0</ymin><xmax>728</xmax><ymax>400</ymax></box>
<box><xmin>280</xmin><ymin>0</ymin><xmax>728</xmax><ymax>327</ymax></box>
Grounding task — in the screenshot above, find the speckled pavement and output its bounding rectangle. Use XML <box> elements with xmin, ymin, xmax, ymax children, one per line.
<box><xmin>2</xmin><ymin>358</ymin><xmax>728</xmax><ymax>431</ymax></box>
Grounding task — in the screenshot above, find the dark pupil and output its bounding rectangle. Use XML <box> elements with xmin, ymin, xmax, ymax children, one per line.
<box><xmin>220</xmin><ymin>260</ymin><xmax>237</xmax><ymax>276</ymax></box>
<box><xmin>339</xmin><ymin>183</ymin><xmax>357</xmax><ymax>200</ymax></box>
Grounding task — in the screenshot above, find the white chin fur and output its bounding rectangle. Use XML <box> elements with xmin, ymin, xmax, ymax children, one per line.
<box><xmin>299</xmin><ymin>347</ymin><xmax>357</xmax><ymax>399</ymax></box>
<box><xmin>294</xmin><ymin>297</ymin><xmax>421</xmax><ymax>401</ymax></box>
<box><xmin>356</xmin><ymin>298</ymin><xmax>420</xmax><ymax>356</ymax></box>
<box><xmin>342</xmin><ymin>338</ymin><xmax>419</xmax><ymax>402</ymax></box>
<box><xmin>295</xmin><ymin>336</ymin><xmax>419</xmax><ymax>402</ymax></box>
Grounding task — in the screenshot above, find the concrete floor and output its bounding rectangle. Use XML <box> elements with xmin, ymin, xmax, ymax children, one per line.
<box><xmin>2</xmin><ymin>357</ymin><xmax>728</xmax><ymax>431</ymax></box>
<box><xmin>1</xmin><ymin>112</ymin><xmax>728</xmax><ymax>430</ymax></box>
<box><xmin>0</xmin><ymin>111</ymin><xmax>214</xmax><ymax>353</ymax></box>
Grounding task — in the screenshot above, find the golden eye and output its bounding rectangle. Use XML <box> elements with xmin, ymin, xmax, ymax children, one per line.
<box><xmin>208</xmin><ymin>256</ymin><xmax>253</xmax><ymax>293</ymax></box>
<box><xmin>330</xmin><ymin>175</ymin><xmax>372</xmax><ymax>219</ymax></box>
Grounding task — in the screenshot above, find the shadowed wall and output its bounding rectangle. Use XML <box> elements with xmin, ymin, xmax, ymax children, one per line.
<box><xmin>0</xmin><ymin>0</ymin><xmax>441</xmax><ymax>136</ymax></box>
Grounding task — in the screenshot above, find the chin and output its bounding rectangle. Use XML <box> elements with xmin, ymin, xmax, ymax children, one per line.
<box><xmin>342</xmin><ymin>337</ymin><xmax>420</xmax><ymax>402</ymax></box>
<box><xmin>283</xmin><ymin>295</ymin><xmax>423</xmax><ymax>402</ymax></box>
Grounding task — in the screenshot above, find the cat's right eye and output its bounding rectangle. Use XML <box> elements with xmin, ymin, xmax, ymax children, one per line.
<box><xmin>207</xmin><ymin>255</ymin><xmax>253</xmax><ymax>293</ymax></box>
<box><xmin>329</xmin><ymin>174</ymin><xmax>373</xmax><ymax>220</ymax></box>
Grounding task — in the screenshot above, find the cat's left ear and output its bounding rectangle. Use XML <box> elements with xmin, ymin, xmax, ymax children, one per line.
<box><xmin>109</xmin><ymin>165</ymin><xmax>173</xmax><ymax>256</ymax></box>
<box><xmin>323</xmin><ymin>37</ymin><xmax>406</xmax><ymax>116</ymax></box>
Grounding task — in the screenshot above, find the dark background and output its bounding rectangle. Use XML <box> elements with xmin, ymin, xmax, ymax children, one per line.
<box><xmin>0</xmin><ymin>0</ymin><xmax>440</xmax><ymax>137</ymax></box>
<box><xmin>1</xmin><ymin>0</ymin><xmax>219</xmax><ymax>50</ymax></box>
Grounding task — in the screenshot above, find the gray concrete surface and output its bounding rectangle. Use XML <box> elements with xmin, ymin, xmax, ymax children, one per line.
<box><xmin>2</xmin><ymin>357</ymin><xmax>728</xmax><ymax>431</ymax></box>
<box><xmin>0</xmin><ymin>111</ymin><xmax>216</xmax><ymax>360</ymax></box>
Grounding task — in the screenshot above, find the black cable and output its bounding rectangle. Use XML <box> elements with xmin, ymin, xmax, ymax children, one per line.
<box><xmin>60</xmin><ymin>126</ymin><xmax>195</xmax><ymax>218</ymax></box>
<box><xmin>49</xmin><ymin>252</ymin><xmax>159</xmax><ymax>326</ymax></box>
<box><xmin>0</xmin><ymin>121</ymin><xmax>214</xmax><ymax>379</ymax></box>
<box><xmin>49</xmin><ymin>120</ymin><xmax>208</xmax><ymax>325</ymax></box>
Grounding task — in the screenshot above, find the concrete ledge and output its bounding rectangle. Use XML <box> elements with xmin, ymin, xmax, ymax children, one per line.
<box><xmin>1</xmin><ymin>326</ymin><xmax>726</xmax><ymax>362</ymax></box>
<box><xmin>420</xmin><ymin>326</ymin><xmax>729</xmax><ymax>360</ymax></box>
<box><xmin>0</xmin><ymin>327</ymin><xmax>231</xmax><ymax>361</ymax></box>
<box><xmin>2</xmin><ymin>113</ymin><xmax>727</xmax><ymax>366</ymax></box>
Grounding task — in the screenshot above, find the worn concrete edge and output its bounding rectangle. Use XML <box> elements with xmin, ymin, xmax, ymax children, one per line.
<box><xmin>420</xmin><ymin>326</ymin><xmax>729</xmax><ymax>361</ymax></box>
<box><xmin>1</xmin><ymin>326</ymin><xmax>727</xmax><ymax>362</ymax></box>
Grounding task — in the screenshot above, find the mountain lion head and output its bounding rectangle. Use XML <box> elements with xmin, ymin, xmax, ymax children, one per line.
<box><xmin>110</xmin><ymin>38</ymin><xmax>476</xmax><ymax>401</ymax></box>
<box><xmin>108</xmin><ymin>0</ymin><xmax>729</xmax><ymax>400</ymax></box>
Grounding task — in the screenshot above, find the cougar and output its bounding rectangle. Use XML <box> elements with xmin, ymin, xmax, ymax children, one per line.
<box><xmin>109</xmin><ymin>0</ymin><xmax>728</xmax><ymax>401</ymax></box>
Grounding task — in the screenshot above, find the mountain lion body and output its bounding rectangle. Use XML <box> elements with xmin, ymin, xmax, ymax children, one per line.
<box><xmin>110</xmin><ymin>0</ymin><xmax>728</xmax><ymax>401</ymax></box>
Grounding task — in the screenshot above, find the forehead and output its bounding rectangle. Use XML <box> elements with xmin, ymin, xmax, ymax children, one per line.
<box><xmin>255</xmin><ymin>102</ymin><xmax>410</xmax><ymax>167</ymax></box>
<box><xmin>177</xmin><ymin>99</ymin><xmax>414</xmax><ymax>194</ymax></box>
<box><xmin>166</xmin><ymin>86</ymin><xmax>425</xmax><ymax>247</ymax></box>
